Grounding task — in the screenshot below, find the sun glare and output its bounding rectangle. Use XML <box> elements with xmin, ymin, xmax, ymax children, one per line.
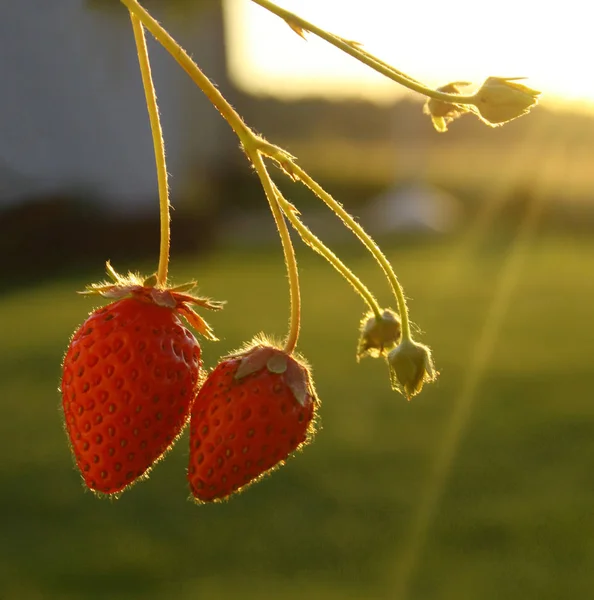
<box><xmin>224</xmin><ymin>0</ymin><xmax>594</xmax><ymax>108</ymax></box>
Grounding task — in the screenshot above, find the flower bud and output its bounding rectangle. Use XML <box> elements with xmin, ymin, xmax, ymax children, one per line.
<box><xmin>387</xmin><ymin>339</ymin><xmax>437</xmax><ymax>400</ymax></box>
<box><xmin>423</xmin><ymin>82</ymin><xmax>472</xmax><ymax>132</ymax></box>
<box><xmin>357</xmin><ymin>309</ymin><xmax>401</xmax><ymax>360</ymax></box>
<box><xmin>472</xmin><ymin>77</ymin><xmax>540</xmax><ymax>126</ymax></box>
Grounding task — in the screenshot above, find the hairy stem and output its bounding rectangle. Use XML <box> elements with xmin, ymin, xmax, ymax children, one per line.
<box><xmin>250</xmin><ymin>0</ymin><xmax>476</xmax><ymax>105</ymax></box>
<box><xmin>129</xmin><ymin>12</ymin><xmax>170</xmax><ymax>285</ymax></box>
<box><xmin>121</xmin><ymin>0</ymin><xmax>411</xmax><ymax>345</ymax></box>
<box><xmin>282</xmin><ymin>161</ymin><xmax>412</xmax><ymax>341</ymax></box>
<box><xmin>251</xmin><ymin>154</ymin><xmax>301</xmax><ymax>355</ymax></box>
<box><xmin>121</xmin><ymin>0</ymin><xmax>254</xmax><ymax>146</ymax></box>
<box><xmin>271</xmin><ymin>183</ymin><xmax>382</xmax><ymax>319</ymax></box>
<box><xmin>121</xmin><ymin>0</ymin><xmax>301</xmax><ymax>352</ymax></box>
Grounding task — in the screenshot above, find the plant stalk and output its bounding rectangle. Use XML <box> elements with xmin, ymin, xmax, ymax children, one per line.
<box><xmin>129</xmin><ymin>12</ymin><xmax>170</xmax><ymax>285</ymax></box>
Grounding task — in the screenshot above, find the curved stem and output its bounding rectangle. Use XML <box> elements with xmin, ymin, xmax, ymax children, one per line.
<box><xmin>283</xmin><ymin>161</ymin><xmax>412</xmax><ymax>341</ymax></box>
<box><xmin>129</xmin><ymin>12</ymin><xmax>170</xmax><ymax>285</ymax></box>
<box><xmin>251</xmin><ymin>153</ymin><xmax>301</xmax><ymax>355</ymax></box>
<box><xmin>121</xmin><ymin>0</ymin><xmax>254</xmax><ymax>146</ymax></box>
<box><xmin>250</xmin><ymin>0</ymin><xmax>477</xmax><ymax>105</ymax></box>
<box><xmin>121</xmin><ymin>0</ymin><xmax>301</xmax><ymax>352</ymax></box>
<box><xmin>271</xmin><ymin>182</ymin><xmax>382</xmax><ymax>320</ymax></box>
<box><xmin>122</xmin><ymin>0</ymin><xmax>411</xmax><ymax>343</ymax></box>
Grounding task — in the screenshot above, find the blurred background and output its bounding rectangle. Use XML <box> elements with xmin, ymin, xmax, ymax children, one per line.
<box><xmin>1</xmin><ymin>1</ymin><xmax>593</xmax><ymax>598</ymax></box>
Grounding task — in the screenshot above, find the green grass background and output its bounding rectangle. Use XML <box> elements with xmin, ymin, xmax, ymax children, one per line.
<box><xmin>1</xmin><ymin>229</ymin><xmax>593</xmax><ymax>600</ymax></box>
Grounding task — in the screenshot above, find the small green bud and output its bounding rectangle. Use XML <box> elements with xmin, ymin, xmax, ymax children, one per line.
<box><xmin>387</xmin><ymin>339</ymin><xmax>437</xmax><ymax>400</ymax></box>
<box><xmin>423</xmin><ymin>82</ymin><xmax>472</xmax><ymax>132</ymax></box>
<box><xmin>472</xmin><ymin>76</ymin><xmax>540</xmax><ymax>126</ymax></box>
<box><xmin>357</xmin><ymin>309</ymin><xmax>401</xmax><ymax>360</ymax></box>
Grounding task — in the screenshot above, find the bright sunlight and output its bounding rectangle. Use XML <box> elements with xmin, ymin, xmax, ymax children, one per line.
<box><xmin>225</xmin><ymin>0</ymin><xmax>594</xmax><ymax>107</ymax></box>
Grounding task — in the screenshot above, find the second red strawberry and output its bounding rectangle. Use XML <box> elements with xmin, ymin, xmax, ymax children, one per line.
<box><xmin>188</xmin><ymin>342</ymin><xmax>319</xmax><ymax>502</ymax></box>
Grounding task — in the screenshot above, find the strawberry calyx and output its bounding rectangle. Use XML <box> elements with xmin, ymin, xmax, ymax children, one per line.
<box><xmin>80</xmin><ymin>261</ymin><xmax>225</xmax><ymax>340</ymax></box>
<box><xmin>227</xmin><ymin>337</ymin><xmax>318</xmax><ymax>408</ymax></box>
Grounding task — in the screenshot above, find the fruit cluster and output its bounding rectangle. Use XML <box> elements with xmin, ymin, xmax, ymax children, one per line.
<box><xmin>60</xmin><ymin>262</ymin><xmax>437</xmax><ymax>501</ymax></box>
<box><xmin>60</xmin><ymin>0</ymin><xmax>441</xmax><ymax>503</ymax></box>
<box><xmin>61</xmin><ymin>270</ymin><xmax>317</xmax><ymax>502</ymax></box>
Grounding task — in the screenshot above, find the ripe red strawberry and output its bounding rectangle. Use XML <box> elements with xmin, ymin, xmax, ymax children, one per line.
<box><xmin>188</xmin><ymin>341</ymin><xmax>318</xmax><ymax>502</ymax></box>
<box><xmin>61</xmin><ymin>264</ymin><xmax>223</xmax><ymax>496</ymax></box>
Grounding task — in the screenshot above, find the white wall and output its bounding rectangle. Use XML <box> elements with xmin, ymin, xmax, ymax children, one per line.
<box><xmin>0</xmin><ymin>1</ymin><xmax>235</xmax><ymax>212</ymax></box>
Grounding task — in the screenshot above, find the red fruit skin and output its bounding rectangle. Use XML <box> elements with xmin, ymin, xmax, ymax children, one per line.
<box><xmin>187</xmin><ymin>352</ymin><xmax>317</xmax><ymax>502</ymax></box>
<box><xmin>61</xmin><ymin>297</ymin><xmax>202</xmax><ymax>496</ymax></box>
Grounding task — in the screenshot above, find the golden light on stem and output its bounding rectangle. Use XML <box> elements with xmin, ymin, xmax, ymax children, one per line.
<box><xmin>119</xmin><ymin>0</ymin><xmax>538</xmax><ymax>397</ymax></box>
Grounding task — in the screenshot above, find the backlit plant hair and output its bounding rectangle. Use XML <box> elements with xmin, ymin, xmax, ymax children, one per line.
<box><xmin>119</xmin><ymin>0</ymin><xmax>539</xmax><ymax>397</ymax></box>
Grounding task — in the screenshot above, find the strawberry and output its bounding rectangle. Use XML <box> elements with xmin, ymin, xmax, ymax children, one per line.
<box><xmin>188</xmin><ymin>340</ymin><xmax>319</xmax><ymax>502</ymax></box>
<box><xmin>61</xmin><ymin>264</ymin><xmax>223</xmax><ymax>496</ymax></box>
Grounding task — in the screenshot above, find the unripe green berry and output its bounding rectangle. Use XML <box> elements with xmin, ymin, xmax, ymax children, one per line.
<box><xmin>357</xmin><ymin>309</ymin><xmax>401</xmax><ymax>360</ymax></box>
<box><xmin>387</xmin><ymin>338</ymin><xmax>437</xmax><ymax>400</ymax></box>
